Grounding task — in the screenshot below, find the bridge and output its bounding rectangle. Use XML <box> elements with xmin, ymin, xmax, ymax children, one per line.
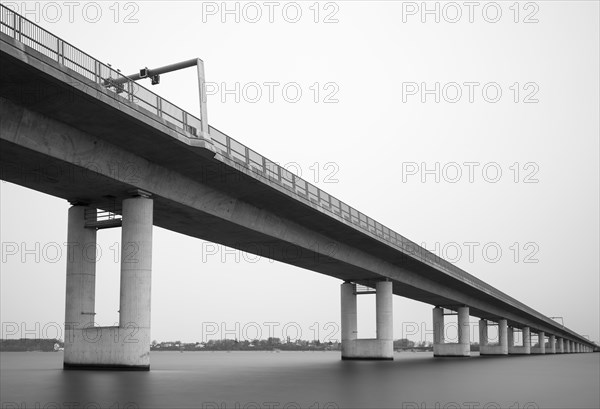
<box><xmin>0</xmin><ymin>5</ymin><xmax>596</xmax><ymax>369</ymax></box>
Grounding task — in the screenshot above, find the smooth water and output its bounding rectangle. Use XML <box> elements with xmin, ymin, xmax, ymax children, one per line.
<box><xmin>1</xmin><ymin>351</ymin><xmax>598</xmax><ymax>409</ymax></box>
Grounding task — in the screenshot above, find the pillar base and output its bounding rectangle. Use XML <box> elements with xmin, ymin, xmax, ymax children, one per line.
<box><xmin>508</xmin><ymin>347</ymin><xmax>531</xmax><ymax>355</ymax></box>
<box><xmin>434</xmin><ymin>343</ymin><xmax>470</xmax><ymax>357</ymax></box>
<box><xmin>342</xmin><ymin>339</ymin><xmax>393</xmax><ymax>360</ymax></box>
<box><xmin>480</xmin><ymin>345</ymin><xmax>508</xmax><ymax>355</ymax></box>
<box><xmin>64</xmin><ymin>326</ymin><xmax>150</xmax><ymax>369</ymax></box>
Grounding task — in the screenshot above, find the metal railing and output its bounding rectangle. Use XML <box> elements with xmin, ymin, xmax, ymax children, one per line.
<box><xmin>0</xmin><ymin>5</ymin><xmax>202</xmax><ymax>137</ymax></box>
<box><xmin>1</xmin><ymin>5</ymin><xmax>591</xmax><ymax>342</ymax></box>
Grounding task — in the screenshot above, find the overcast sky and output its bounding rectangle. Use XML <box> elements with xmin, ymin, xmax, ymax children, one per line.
<box><xmin>1</xmin><ymin>1</ymin><xmax>598</xmax><ymax>346</ymax></box>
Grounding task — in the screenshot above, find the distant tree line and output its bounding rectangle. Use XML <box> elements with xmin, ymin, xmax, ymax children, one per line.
<box><xmin>151</xmin><ymin>337</ymin><xmax>341</xmax><ymax>351</ymax></box>
<box><xmin>1</xmin><ymin>338</ymin><xmax>63</xmax><ymax>352</ymax></box>
<box><xmin>2</xmin><ymin>338</ymin><xmax>503</xmax><ymax>353</ymax></box>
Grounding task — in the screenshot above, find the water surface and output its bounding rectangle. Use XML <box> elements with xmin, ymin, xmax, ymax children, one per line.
<box><xmin>1</xmin><ymin>351</ymin><xmax>598</xmax><ymax>408</ymax></box>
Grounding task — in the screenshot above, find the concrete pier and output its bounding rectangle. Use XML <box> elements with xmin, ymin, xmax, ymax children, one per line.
<box><xmin>117</xmin><ymin>196</ymin><xmax>154</xmax><ymax>368</ymax></box>
<box><xmin>340</xmin><ymin>282</ymin><xmax>357</xmax><ymax>358</ymax></box>
<box><xmin>557</xmin><ymin>337</ymin><xmax>564</xmax><ymax>353</ymax></box>
<box><xmin>479</xmin><ymin>319</ymin><xmax>508</xmax><ymax>355</ymax></box>
<box><xmin>64</xmin><ymin>205</ymin><xmax>98</xmax><ymax>367</ymax></box>
<box><xmin>531</xmin><ymin>331</ymin><xmax>546</xmax><ymax>354</ymax></box>
<box><xmin>64</xmin><ymin>196</ymin><xmax>154</xmax><ymax>370</ymax></box>
<box><xmin>508</xmin><ymin>326</ymin><xmax>531</xmax><ymax>355</ymax></box>
<box><xmin>433</xmin><ymin>306</ymin><xmax>470</xmax><ymax>357</ymax></box>
<box><xmin>375</xmin><ymin>281</ymin><xmax>393</xmax><ymax>355</ymax></box>
<box><xmin>547</xmin><ymin>335</ymin><xmax>556</xmax><ymax>354</ymax></box>
<box><xmin>340</xmin><ymin>281</ymin><xmax>393</xmax><ymax>360</ymax></box>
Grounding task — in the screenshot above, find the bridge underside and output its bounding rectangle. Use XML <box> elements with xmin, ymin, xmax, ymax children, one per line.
<box><xmin>0</xmin><ymin>31</ymin><xmax>593</xmax><ymax>352</ymax></box>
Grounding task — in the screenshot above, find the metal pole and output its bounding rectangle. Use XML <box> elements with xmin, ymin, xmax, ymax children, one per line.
<box><xmin>108</xmin><ymin>58</ymin><xmax>210</xmax><ymax>141</ymax></box>
<box><xmin>112</xmin><ymin>58</ymin><xmax>198</xmax><ymax>85</ymax></box>
<box><xmin>196</xmin><ymin>58</ymin><xmax>209</xmax><ymax>139</ymax></box>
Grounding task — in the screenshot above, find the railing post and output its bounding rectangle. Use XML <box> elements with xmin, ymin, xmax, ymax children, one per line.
<box><xmin>15</xmin><ymin>14</ymin><xmax>21</xmax><ymax>42</ymax></box>
<box><xmin>127</xmin><ymin>81</ymin><xmax>134</xmax><ymax>103</ymax></box>
<box><xmin>94</xmin><ymin>61</ymin><xmax>100</xmax><ymax>84</ymax></box>
<box><xmin>57</xmin><ymin>38</ymin><xmax>64</xmax><ymax>65</ymax></box>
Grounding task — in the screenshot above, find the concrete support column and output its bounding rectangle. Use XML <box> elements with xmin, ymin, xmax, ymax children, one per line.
<box><xmin>507</xmin><ymin>326</ymin><xmax>515</xmax><ymax>353</ymax></box>
<box><xmin>64</xmin><ymin>205</ymin><xmax>97</xmax><ymax>366</ymax></box>
<box><xmin>375</xmin><ymin>281</ymin><xmax>393</xmax><ymax>357</ymax></box>
<box><xmin>341</xmin><ymin>281</ymin><xmax>393</xmax><ymax>360</ymax></box>
<box><xmin>532</xmin><ymin>331</ymin><xmax>545</xmax><ymax>354</ymax></box>
<box><xmin>548</xmin><ymin>335</ymin><xmax>556</xmax><ymax>354</ymax></box>
<box><xmin>479</xmin><ymin>319</ymin><xmax>488</xmax><ymax>347</ymax></box>
<box><xmin>557</xmin><ymin>337</ymin><xmax>564</xmax><ymax>353</ymax></box>
<box><xmin>566</xmin><ymin>341</ymin><xmax>571</xmax><ymax>353</ymax></box>
<box><xmin>433</xmin><ymin>307</ymin><xmax>444</xmax><ymax>346</ymax></box>
<box><xmin>523</xmin><ymin>327</ymin><xmax>531</xmax><ymax>354</ymax></box>
<box><xmin>118</xmin><ymin>196</ymin><xmax>153</xmax><ymax>368</ymax></box>
<box><xmin>340</xmin><ymin>282</ymin><xmax>357</xmax><ymax>359</ymax></box>
<box><xmin>498</xmin><ymin>319</ymin><xmax>508</xmax><ymax>354</ymax></box>
<box><xmin>65</xmin><ymin>196</ymin><xmax>154</xmax><ymax>370</ymax></box>
<box><xmin>458</xmin><ymin>307</ymin><xmax>470</xmax><ymax>348</ymax></box>
<box><xmin>509</xmin><ymin>327</ymin><xmax>531</xmax><ymax>355</ymax></box>
<box><xmin>480</xmin><ymin>318</ymin><xmax>509</xmax><ymax>355</ymax></box>
<box><xmin>433</xmin><ymin>306</ymin><xmax>470</xmax><ymax>357</ymax></box>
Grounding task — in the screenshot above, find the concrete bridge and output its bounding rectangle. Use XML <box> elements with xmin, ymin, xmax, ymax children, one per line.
<box><xmin>0</xmin><ymin>5</ymin><xmax>596</xmax><ymax>369</ymax></box>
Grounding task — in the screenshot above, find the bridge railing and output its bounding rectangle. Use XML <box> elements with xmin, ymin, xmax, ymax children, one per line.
<box><xmin>0</xmin><ymin>4</ymin><xmax>540</xmax><ymax>317</ymax></box>
<box><xmin>0</xmin><ymin>5</ymin><xmax>201</xmax><ymax>137</ymax></box>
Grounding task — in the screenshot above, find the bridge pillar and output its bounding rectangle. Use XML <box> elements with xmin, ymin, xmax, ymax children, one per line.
<box><xmin>433</xmin><ymin>306</ymin><xmax>470</xmax><ymax>357</ymax></box>
<box><xmin>531</xmin><ymin>331</ymin><xmax>545</xmax><ymax>354</ymax></box>
<box><xmin>479</xmin><ymin>318</ymin><xmax>508</xmax><ymax>355</ymax></box>
<box><xmin>508</xmin><ymin>326</ymin><xmax>531</xmax><ymax>355</ymax></box>
<box><xmin>479</xmin><ymin>319</ymin><xmax>488</xmax><ymax>347</ymax></box>
<box><xmin>118</xmin><ymin>195</ymin><xmax>153</xmax><ymax>367</ymax></box>
<box><xmin>64</xmin><ymin>205</ymin><xmax>97</xmax><ymax>367</ymax></box>
<box><xmin>557</xmin><ymin>337</ymin><xmax>564</xmax><ymax>353</ymax></box>
<box><xmin>340</xmin><ymin>281</ymin><xmax>393</xmax><ymax>360</ymax></box>
<box><xmin>566</xmin><ymin>340</ymin><xmax>571</xmax><ymax>353</ymax></box>
<box><xmin>64</xmin><ymin>195</ymin><xmax>153</xmax><ymax>370</ymax></box>
<box><xmin>547</xmin><ymin>335</ymin><xmax>556</xmax><ymax>354</ymax></box>
<box><xmin>340</xmin><ymin>282</ymin><xmax>357</xmax><ymax>357</ymax></box>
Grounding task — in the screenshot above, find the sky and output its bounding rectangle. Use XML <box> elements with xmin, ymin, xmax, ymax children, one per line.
<box><xmin>1</xmin><ymin>1</ymin><xmax>599</xmax><ymax>346</ymax></box>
